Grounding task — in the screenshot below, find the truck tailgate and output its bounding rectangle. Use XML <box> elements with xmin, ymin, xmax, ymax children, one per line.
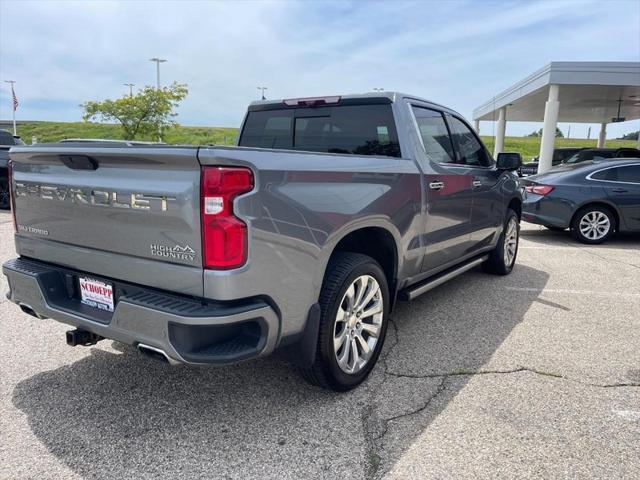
<box><xmin>9</xmin><ymin>144</ymin><xmax>204</xmax><ymax>296</ymax></box>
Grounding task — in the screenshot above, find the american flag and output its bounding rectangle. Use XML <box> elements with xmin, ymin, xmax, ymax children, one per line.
<box><xmin>11</xmin><ymin>84</ymin><xmax>18</xmax><ymax>111</ymax></box>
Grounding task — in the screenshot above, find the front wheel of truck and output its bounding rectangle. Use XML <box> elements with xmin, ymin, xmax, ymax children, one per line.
<box><xmin>300</xmin><ymin>252</ymin><xmax>389</xmax><ymax>391</ymax></box>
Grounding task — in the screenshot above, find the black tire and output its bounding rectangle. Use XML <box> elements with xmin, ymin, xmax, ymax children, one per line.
<box><xmin>0</xmin><ymin>176</ymin><xmax>9</xmax><ymax>210</ymax></box>
<box><xmin>545</xmin><ymin>226</ymin><xmax>565</xmax><ymax>232</ymax></box>
<box><xmin>570</xmin><ymin>205</ymin><xmax>616</xmax><ymax>245</ymax></box>
<box><xmin>300</xmin><ymin>252</ymin><xmax>389</xmax><ymax>391</ymax></box>
<box><xmin>483</xmin><ymin>209</ymin><xmax>520</xmax><ymax>275</ymax></box>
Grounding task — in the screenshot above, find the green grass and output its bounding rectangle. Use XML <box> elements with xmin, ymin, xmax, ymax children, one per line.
<box><xmin>11</xmin><ymin>121</ymin><xmax>638</xmax><ymax>156</ymax></box>
<box><xmin>481</xmin><ymin>136</ymin><xmax>637</xmax><ymax>161</ymax></box>
<box><xmin>14</xmin><ymin>121</ymin><xmax>239</xmax><ymax>145</ymax></box>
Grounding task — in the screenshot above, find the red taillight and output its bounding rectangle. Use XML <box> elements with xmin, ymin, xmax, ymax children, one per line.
<box><xmin>525</xmin><ymin>185</ymin><xmax>554</xmax><ymax>196</ymax></box>
<box><xmin>201</xmin><ymin>166</ymin><xmax>254</xmax><ymax>270</ymax></box>
<box><xmin>7</xmin><ymin>159</ymin><xmax>17</xmax><ymax>232</ymax></box>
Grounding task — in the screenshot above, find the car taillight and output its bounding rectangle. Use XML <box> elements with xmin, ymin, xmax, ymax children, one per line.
<box><xmin>7</xmin><ymin>159</ymin><xmax>17</xmax><ymax>232</ymax></box>
<box><xmin>201</xmin><ymin>166</ymin><xmax>254</xmax><ymax>270</ymax></box>
<box><xmin>525</xmin><ymin>185</ymin><xmax>554</xmax><ymax>196</ymax></box>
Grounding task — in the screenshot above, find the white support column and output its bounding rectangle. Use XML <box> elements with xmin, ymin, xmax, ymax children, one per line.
<box><xmin>538</xmin><ymin>84</ymin><xmax>560</xmax><ymax>174</ymax></box>
<box><xmin>474</xmin><ymin>119</ymin><xmax>480</xmax><ymax>135</ymax></box>
<box><xmin>598</xmin><ymin>123</ymin><xmax>607</xmax><ymax>148</ymax></box>
<box><xmin>493</xmin><ymin>107</ymin><xmax>506</xmax><ymax>158</ymax></box>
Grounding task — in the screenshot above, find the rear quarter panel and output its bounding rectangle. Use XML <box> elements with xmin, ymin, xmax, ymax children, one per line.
<box><xmin>198</xmin><ymin>146</ymin><xmax>423</xmax><ymax>339</ymax></box>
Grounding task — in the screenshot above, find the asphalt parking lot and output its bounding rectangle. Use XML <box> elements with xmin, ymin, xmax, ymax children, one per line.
<box><xmin>1</xmin><ymin>209</ymin><xmax>638</xmax><ymax>480</ymax></box>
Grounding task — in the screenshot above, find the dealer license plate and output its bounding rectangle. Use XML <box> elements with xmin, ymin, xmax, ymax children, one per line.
<box><xmin>79</xmin><ymin>277</ymin><xmax>114</xmax><ymax>312</ymax></box>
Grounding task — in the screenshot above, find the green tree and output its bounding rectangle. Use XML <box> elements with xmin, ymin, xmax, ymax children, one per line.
<box><xmin>527</xmin><ymin>127</ymin><xmax>564</xmax><ymax>138</ymax></box>
<box><xmin>81</xmin><ymin>82</ymin><xmax>188</xmax><ymax>140</ymax></box>
<box><xmin>618</xmin><ymin>130</ymin><xmax>639</xmax><ymax>141</ymax></box>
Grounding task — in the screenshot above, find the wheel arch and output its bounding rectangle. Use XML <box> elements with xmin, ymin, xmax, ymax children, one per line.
<box><xmin>507</xmin><ymin>196</ymin><xmax>522</xmax><ymax>220</ymax></box>
<box><xmin>323</xmin><ymin>223</ymin><xmax>401</xmax><ymax>310</ymax></box>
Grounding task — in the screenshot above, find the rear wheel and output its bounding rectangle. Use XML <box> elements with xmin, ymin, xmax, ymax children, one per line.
<box><xmin>300</xmin><ymin>252</ymin><xmax>389</xmax><ymax>391</ymax></box>
<box><xmin>570</xmin><ymin>205</ymin><xmax>615</xmax><ymax>244</ymax></box>
<box><xmin>0</xmin><ymin>177</ymin><xmax>9</xmax><ymax>210</ymax></box>
<box><xmin>483</xmin><ymin>209</ymin><xmax>519</xmax><ymax>275</ymax></box>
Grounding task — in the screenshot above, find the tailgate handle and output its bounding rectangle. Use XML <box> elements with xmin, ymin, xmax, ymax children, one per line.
<box><xmin>60</xmin><ymin>155</ymin><xmax>98</xmax><ymax>171</ymax></box>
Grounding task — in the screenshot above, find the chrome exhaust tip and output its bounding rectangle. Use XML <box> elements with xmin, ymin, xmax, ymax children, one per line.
<box><xmin>18</xmin><ymin>303</ymin><xmax>47</xmax><ymax>319</ymax></box>
<box><xmin>137</xmin><ymin>343</ymin><xmax>180</xmax><ymax>365</ymax></box>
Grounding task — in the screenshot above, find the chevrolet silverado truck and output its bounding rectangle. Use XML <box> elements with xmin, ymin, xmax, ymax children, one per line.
<box><xmin>3</xmin><ymin>93</ymin><xmax>524</xmax><ymax>391</ymax></box>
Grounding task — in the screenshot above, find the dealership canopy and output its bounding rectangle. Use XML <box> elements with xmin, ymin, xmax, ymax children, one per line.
<box><xmin>473</xmin><ymin>62</ymin><xmax>640</xmax><ymax>173</ymax></box>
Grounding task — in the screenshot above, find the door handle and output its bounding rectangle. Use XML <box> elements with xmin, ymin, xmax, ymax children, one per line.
<box><xmin>472</xmin><ymin>180</ymin><xmax>482</xmax><ymax>188</ymax></box>
<box><xmin>429</xmin><ymin>181</ymin><xmax>445</xmax><ymax>190</ymax></box>
<box><xmin>611</xmin><ymin>188</ymin><xmax>628</xmax><ymax>193</ymax></box>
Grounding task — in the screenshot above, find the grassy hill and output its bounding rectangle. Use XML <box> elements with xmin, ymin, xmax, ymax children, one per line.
<box><xmin>10</xmin><ymin>121</ymin><xmax>638</xmax><ymax>159</ymax></box>
<box><xmin>480</xmin><ymin>136</ymin><xmax>637</xmax><ymax>160</ymax></box>
<box><xmin>13</xmin><ymin>121</ymin><xmax>238</xmax><ymax>146</ymax></box>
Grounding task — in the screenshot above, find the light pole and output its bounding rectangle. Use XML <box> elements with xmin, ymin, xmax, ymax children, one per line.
<box><xmin>124</xmin><ymin>83</ymin><xmax>135</xmax><ymax>97</ymax></box>
<box><xmin>150</xmin><ymin>58</ymin><xmax>167</xmax><ymax>142</ymax></box>
<box><xmin>257</xmin><ymin>86</ymin><xmax>267</xmax><ymax>100</ymax></box>
<box><xmin>4</xmin><ymin>80</ymin><xmax>17</xmax><ymax>135</ymax></box>
<box><xmin>150</xmin><ymin>58</ymin><xmax>166</xmax><ymax>89</ymax></box>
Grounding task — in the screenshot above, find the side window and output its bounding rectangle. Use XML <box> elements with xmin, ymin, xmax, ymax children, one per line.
<box><xmin>446</xmin><ymin>115</ymin><xmax>492</xmax><ymax>167</ymax></box>
<box><xmin>590</xmin><ymin>168</ymin><xmax>618</xmax><ymax>181</ymax></box>
<box><xmin>411</xmin><ymin>107</ymin><xmax>455</xmax><ymax>164</ymax></box>
<box><xmin>616</xmin><ymin>165</ymin><xmax>640</xmax><ymax>183</ymax></box>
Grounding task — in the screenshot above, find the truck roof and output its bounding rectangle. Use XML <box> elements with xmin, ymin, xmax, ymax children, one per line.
<box><xmin>249</xmin><ymin>91</ymin><xmax>457</xmax><ymax>115</ymax></box>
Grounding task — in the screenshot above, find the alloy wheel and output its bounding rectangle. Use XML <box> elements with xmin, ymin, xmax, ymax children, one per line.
<box><xmin>503</xmin><ymin>217</ymin><xmax>519</xmax><ymax>266</ymax></box>
<box><xmin>579</xmin><ymin>211</ymin><xmax>610</xmax><ymax>241</ymax></box>
<box><xmin>333</xmin><ymin>275</ymin><xmax>383</xmax><ymax>374</ymax></box>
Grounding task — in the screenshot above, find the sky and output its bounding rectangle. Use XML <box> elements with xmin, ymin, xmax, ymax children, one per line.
<box><xmin>1</xmin><ymin>0</ymin><xmax>639</xmax><ymax>138</ymax></box>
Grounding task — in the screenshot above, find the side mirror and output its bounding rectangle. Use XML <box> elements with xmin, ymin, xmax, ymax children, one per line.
<box><xmin>496</xmin><ymin>152</ymin><xmax>522</xmax><ymax>171</ymax></box>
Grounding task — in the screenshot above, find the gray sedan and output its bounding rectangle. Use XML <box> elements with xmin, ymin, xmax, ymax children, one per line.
<box><xmin>522</xmin><ymin>159</ymin><xmax>640</xmax><ymax>244</ymax></box>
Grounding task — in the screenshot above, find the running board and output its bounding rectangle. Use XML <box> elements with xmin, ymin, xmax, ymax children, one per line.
<box><xmin>399</xmin><ymin>255</ymin><xmax>489</xmax><ymax>301</ymax></box>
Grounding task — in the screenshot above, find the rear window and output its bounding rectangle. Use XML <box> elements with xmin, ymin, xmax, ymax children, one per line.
<box><xmin>239</xmin><ymin>104</ymin><xmax>401</xmax><ymax>157</ymax></box>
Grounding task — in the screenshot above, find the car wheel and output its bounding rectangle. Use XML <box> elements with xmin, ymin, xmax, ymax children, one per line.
<box><xmin>300</xmin><ymin>252</ymin><xmax>389</xmax><ymax>391</ymax></box>
<box><xmin>0</xmin><ymin>177</ymin><xmax>9</xmax><ymax>210</ymax></box>
<box><xmin>483</xmin><ymin>209</ymin><xmax>520</xmax><ymax>275</ymax></box>
<box><xmin>571</xmin><ymin>205</ymin><xmax>615</xmax><ymax>244</ymax></box>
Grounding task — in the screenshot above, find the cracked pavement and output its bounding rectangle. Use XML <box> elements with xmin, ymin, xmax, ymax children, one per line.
<box><xmin>1</xmin><ymin>213</ymin><xmax>639</xmax><ymax>479</ymax></box>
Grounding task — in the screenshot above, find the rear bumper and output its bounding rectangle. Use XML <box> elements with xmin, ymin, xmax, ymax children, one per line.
<box><xmin>522</xmin><ymin>194</ymin><xmax>572</xmax><ymax>229</ymax></box>
<box><xmin>2</xmin><ymin>257</ymin><xmax>280</xmax><ymax>365</ymax></box>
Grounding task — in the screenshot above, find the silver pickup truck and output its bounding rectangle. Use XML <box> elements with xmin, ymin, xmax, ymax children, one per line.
<box><xmin>3</xmin><ymin>93</ymin><xmax>523</xmax><ymax>391</ymax></box>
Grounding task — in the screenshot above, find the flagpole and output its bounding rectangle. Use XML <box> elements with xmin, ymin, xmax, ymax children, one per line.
<box><xmin>12</xmin><ymin>98</ymin><xmax>16</xmax><ymax>136</ymax></box>
<box><xmin>4</xmin><ymin>80</ymin><xmax>17</xmax><ymax>135</ymax></box>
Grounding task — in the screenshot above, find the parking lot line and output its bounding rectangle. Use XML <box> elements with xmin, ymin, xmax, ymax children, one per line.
<box><xmin>505</xmin><ymin>286</ymin><xmax>640</xmax><ymax>297</ymax></box>
<box><xmin>519</xmin><ymin>245</ymin><xmax>639</xmax><ymax>252</ymax></box>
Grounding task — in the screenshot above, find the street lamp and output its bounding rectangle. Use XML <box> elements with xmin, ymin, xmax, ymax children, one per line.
<box><xmin>150</xmin><ymin>58</ymin><xmax>167</xmax><ymax>142</ymax></box>
<box><xmin>257</xmin><ymin>86</ymin><xmax>267</xmax><ymax>100</ymax></box>
<box><xmin>124</xmin><ymin>83</ymin><xmax>135</xmax><ymax>97</ymax></box>
<box><xmin>150</xmin><ymin>58</ymin><xmax>167</xmax><ymax>89</ymax></box>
